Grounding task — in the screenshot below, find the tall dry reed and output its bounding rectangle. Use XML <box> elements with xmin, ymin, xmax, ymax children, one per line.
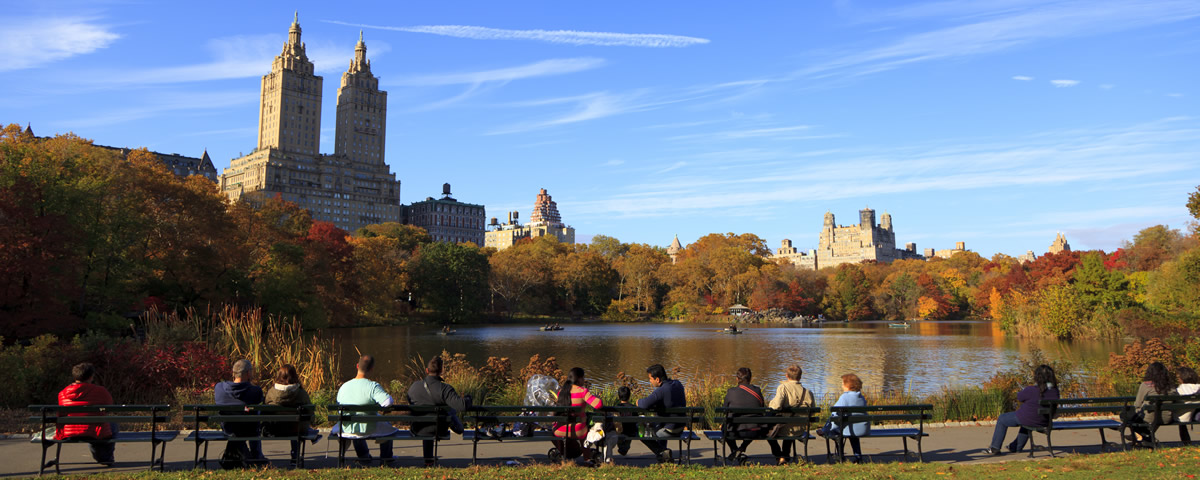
<box><xmin>143</xmin><ymin>305</ymin><xmax>341</xmax><ymax>392</ymax></box>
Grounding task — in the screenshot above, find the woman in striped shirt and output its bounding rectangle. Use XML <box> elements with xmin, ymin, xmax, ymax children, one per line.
<box><xmin>552</xmin><ymin>368</ymin><xmax>603</xmax><ymax>464</ymax></box>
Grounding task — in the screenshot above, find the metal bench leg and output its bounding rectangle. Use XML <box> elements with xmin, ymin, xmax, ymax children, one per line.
<box><xmin>471</xmin><ymin>436</ymin><xmax>479</xmax><ymax>465</ymax></box>
<box><xmin>38</xmin><ymin>440</ymin><xmax>49</xmax><ymax>476</ymax></box>
<box><xmin>1046</xmin><ymin>430</ymin><xmax>1056</xmax><ymax>458</ymax></box>
<box><xmin>917</xmin><ymin>435</ymin><xmax>925</xmax><ymax>462</ymax></box>
<box><xmin>902</xmin><ymin>436</ymin><xmax>909</xmax><ymax>459</ymax></box>
<box><xmin>337</xmin><ymin>438</ymin><xmax>348</xmax><ymax>468</ymax></box>
<box><xmin>803</xmin><ymin>437</ymin><xmax>810</xmax><ymax>464</ymax></box>
<box><xmin>54</xmin><ymin>443</ymin><xmax>62</xmax><ymax>475</ymax></box>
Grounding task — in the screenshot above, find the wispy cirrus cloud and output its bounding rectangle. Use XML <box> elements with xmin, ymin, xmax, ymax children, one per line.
<box><xmin>665</xmin><ymin>125</ymin><xmax>844</xmax><ymax>143</ymax></box>
<box><xmin>1012</xmin><ymin>75</ymin><xmax>1034</xmax><ymax>81</ymax></box>
<box><xmin>75</xmin><ymin>34</ymin><xmax>383</xmax><ymax>86</ymax></box>
<box><xmin>324</xmin><ymin>20</ymin><xmax>709</xmax><ymax>48</ymax></box>
<box><xmin>1050</xmin><ymin>79</ymin><xmax>1080</xmax><ymax>87</ymax></box>
<box><xmin>487</xmin><ymin>81</ymin><xmax>767</xmax><ymax>135</ymax></box>
<box><xmin>563</xmin><ymin>117</ymin><xmax>1200</xmax><ymax>220</ymax></box>
<box><xmin>392</xmin><ymin>58</ymin><xmax>605</xmax><ymax>86</ymax></box>
<box><xmin>0</xmin><ymin>17</ymin><xmax>120</xmax><ymax>72</ymax></box>
<box><xmin>801</xmin><ymin>0</ymin><xmax>1200</xmax><ymax>79</ymax></box>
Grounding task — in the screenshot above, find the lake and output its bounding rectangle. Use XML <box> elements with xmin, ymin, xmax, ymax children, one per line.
<box><xmin>324</xmin><ymin>321</ymin><xmax>1124</xmax><ymax>398</ymax></box>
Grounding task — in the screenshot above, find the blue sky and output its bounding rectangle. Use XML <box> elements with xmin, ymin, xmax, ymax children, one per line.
<box><xmin>3</xmin><ymin>0</ymin><xmax>1199</xmax><ymax>257</ymax></box>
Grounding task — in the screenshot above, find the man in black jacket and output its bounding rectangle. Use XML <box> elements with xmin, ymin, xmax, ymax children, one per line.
<box><xmin>637</xmin><ymin>364</ymin><xmax>686</xmax><ymax>463</ymax></box>
<box><xmin>406</xmin><ymin>356</ymin><xmax>468</xmax><ymax>466</ymax></box>
<box><xmin>721</xmin><ymin>367</ymin><xmax>765</xmax><ymax>465</ymax></box>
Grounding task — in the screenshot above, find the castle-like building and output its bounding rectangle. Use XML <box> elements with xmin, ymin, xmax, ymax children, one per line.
<box><xmin>772</xmin><ymin>208</ymin><xmax>925</xmax><ymax>270</ymax></box>
<box><xmin>219</xmin><ymin>14</ymin><xmax>402</xmax><ymax>232</ymax></box>
<box><xmin>485</xmin><ymin>189</ymin><xmax>575</xmax><ymax>250</ymax></box>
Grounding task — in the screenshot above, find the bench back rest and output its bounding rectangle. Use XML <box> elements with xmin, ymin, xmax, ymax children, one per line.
<box><xmin>1037</xmin><ymin>396</ymin><xmax>1133</xmax><ymax>425</ymax></box>
<box><xmin>327</xmin><ymin>404</ymin><xmax>447</xmax><ymax>426</ymax></box>
<box><xmin>828</xmin><ymin>404</ymin><xmax>933</xmax><ymax>430</ymax></box>
<box><xmin>463</xmin><ymin>405</ymin><xmax>583</xmax><ymax>427</ymax></box>
<box><xmin>1145</xmin><ymin>394</ymin><xmax>1200</xmax><ymax>425</ymax></box>
<box><xmin>28</xmin><ymin>404</ymin><xmax>171</xmax><ymax>432</ymax></box>
<box><xmin>714</xmin><ymin>406</ymin><xmax>821</xmax><ymax>428</ymax></box>
<box><xmin>590</xmin><ymin>406</ymin><xmax>701</xmax><ymax>433</ymax></box>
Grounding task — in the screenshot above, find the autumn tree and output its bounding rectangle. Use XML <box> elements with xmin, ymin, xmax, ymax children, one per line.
<box><xmin>411</xmin><ymin>241</ymin><xmax>489</xmax><ymax>323</ymax></box>
<box><xmin>553</xmin><ymin>249</ymin><xmax>617</xmax><ymax>314</ymax></box>
<box><xmin>823</xmin><ymin>263</ymin><xmax>874</xmax><ymax>321</ymax></box>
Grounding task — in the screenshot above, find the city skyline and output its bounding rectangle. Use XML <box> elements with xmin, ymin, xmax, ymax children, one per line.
<box><xmin>3</xmin><ymin>1</ymin><xmax>1198</xmax><ymax>256</ymax></box>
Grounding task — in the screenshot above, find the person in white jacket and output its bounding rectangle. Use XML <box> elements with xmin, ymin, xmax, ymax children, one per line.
<box><xmin>1177</xmin><ymin>366</ymin><xmax>1199</xmax><ymax>445</ymax></box>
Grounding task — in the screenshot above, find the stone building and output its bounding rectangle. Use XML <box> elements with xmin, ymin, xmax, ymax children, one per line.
<box><xmin>816</xmin><ymin>208</ymin><xmax>923</xmax><ymax>269</ymax></box>
<box><xmin>667</xmin><ymin>235</ymin><xmax>683</xmax><ymax>264</ymax></box>
<box><xmin>403</xmin><ymin>183</ymin><xmax>485</xmax><ymax>245</ymax></box>
<box><xmin>773</xmin><ymin>239</ymin><xmax>818</xmax><ymax>270</ymax></box>
<box><xmin>1049</xmin><ymin>233</ymin><xmax>1071</xmax><ymax>254</ymax></box>
<box><xmin>485</xmin><ymin>188</ymin><xmax>575</xmax><ymax>250</ymax></box>
<box><xmin>933</xmin><ymin>241</ymin><xmax>969</xmax><ymax>259</ymax></box>
<box><xmin>772</xmin><ymin>208</ymin><xmax>922</xmax><ymax>270</ymax></box>
<box><xmin>219</xmin><ymin>15</ymin><xmax>402</xmax><ymax>233</ymax></box>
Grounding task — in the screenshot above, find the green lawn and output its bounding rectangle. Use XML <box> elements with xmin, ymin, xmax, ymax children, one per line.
<box><xmin>70</xmin><ymin>447</ymin><xmax>1200</xmax><ymax>479</ymax></box>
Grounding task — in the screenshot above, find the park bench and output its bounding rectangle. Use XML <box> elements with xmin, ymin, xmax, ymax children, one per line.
<box><xmin>820</xmin><ymin>404</ymin><xmax>933</xmax><ymax>463</ymax></box>
<box><xmin>1125</xmin><ymin>393</ymin><xmax>1200</xmax><ymax>449</ymax></box>
<box><xmin>463</xmin><ymin>405</ymin><xmax>584</xmax><ymax>464</ymax></box>
<box><xmin>701</xmin><ymin>406</ymin><xmax>821</xmax><ymax>465</ymax></box>
<box><xmin>589</xmin><ymin>405</ymin><xmax>703</xmax><ymax>464</ymax></box>
<box><xmin>328</xmin><ymin>404</ymin><xmax>450</xmax><ymax>467</ymax></box>
<box><xmin>183</xmin><ymin>404</ymin><xmax>320</xmax><ymax>469</ymax></box>
<box><xmin>28</xmin><ymin>404</ymin><xmax>177</xmax><ymax>475</ymax></box>
<box><xmin>1025</xmin><ymin>396</ymin><xmax>1132</xmax><ymax>458</ymax></box>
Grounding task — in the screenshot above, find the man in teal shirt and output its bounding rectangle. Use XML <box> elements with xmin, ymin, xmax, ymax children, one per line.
<box><xmin>335</xmin><ymin>355</ymin><xmax>397</xmax><ymax>465</ymax></box>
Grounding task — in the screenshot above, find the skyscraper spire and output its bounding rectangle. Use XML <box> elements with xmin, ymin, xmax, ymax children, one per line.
<box><xmin>359</xmin><ymin>29</ymin><xmax>364</xmax><ymax>43</ymax></box>
<box><xmin>294</xmin><ymin>10</ymin><xmax>298</xmax><ymax>25</ymax></box>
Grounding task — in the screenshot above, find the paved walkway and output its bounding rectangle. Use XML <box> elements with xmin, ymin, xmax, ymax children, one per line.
<box><xmin>0</xmin><ymin>423</ymin><xmax>1192</xmax><ymax>477</ymax></box>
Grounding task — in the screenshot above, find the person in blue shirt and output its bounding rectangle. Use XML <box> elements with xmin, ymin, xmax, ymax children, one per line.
<box><xmin>335</xmin><ymin>355</ymin><xmax>399</xmax><ymax>466</ymax></box>
<box><xmin>637</xmin><ymin>364</ymin><xmax>686</xmax><ymax>463</ymax></box>
<box><xmin>816</xmin><ymin>373</ymin><xmax>868</xmax><ymax>463</ymax></box>
<box><xmin>214</xmin><ymin>359</ymin><xmax>265</xmax><ymax>462</ymax></box>
<box><xmin>985</xmin><ymin>365</ymin><xmax>1059</xmax><ymax>455</ymax></box>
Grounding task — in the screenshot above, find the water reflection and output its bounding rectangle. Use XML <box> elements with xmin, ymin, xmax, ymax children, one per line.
<box><xmin>324</xmin><ymin>322</ymin><xmax>1121</xmax><ymax>398</ymax></box>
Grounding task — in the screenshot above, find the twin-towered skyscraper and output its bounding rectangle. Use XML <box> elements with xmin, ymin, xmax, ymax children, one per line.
<box><xmin>220</xmin><ymin>13</ymin><xmax>402</xmax><ymax>232</ymax></box>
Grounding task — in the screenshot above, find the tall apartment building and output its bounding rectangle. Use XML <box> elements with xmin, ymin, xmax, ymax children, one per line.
<box><xmin>403</xmin><ymin>183</ymin><xmax>486</xmax><ymax>245</ymax></box>
<box><xmin>219</xmin><ymin>15</ymin><xmax>402</xmax><ymax>232</ymax></box>
<box><xmin>485</xmin><ymin>188</ymin><xmax>575</xmax><ymax>250</ymax></box>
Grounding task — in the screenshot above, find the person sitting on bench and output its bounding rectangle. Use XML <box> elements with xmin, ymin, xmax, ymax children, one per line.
<box><xmin>1121</xmin><ymin>362</ymin><xmax>1177</xmax><ymax>445</ymax></box>
<box><xmin>214</xmin><ymin>359</ymin><xmax>265</xmax><ymax>462</ymax></box>
<box><xmin>407</xmin><ymin>356</ymin><xmax>468</xmax><ymax>467</ymax></box>
<box><xmin>56</xmin><ymin>362</ymin><xmax>116</xmax><ymax>466</ymax></box>
<box><xmin>336</xmin><ymin>355</ymin><xmax>399</xmax><ymax>466</ymax></box>
<box><xmin>1177</xmin><ymin>366</ymin><xmax>1199</xmax><ymax>445</ymax></box>
<box><xmin>986</xmin><ymin>364</ymin><xmax>1058</xmax><ymax>455</ymax></box>
<box><xmin>637</xmin><ymin>364</ymin><xmax>686</xmax><ymax>463</ymax></box>
<box><xmin>767</xmin><ymin>365</ymin><xmax>815</xmax><ymax>465</ymax></box>
<box><xmin>816</xmin><ymin>374</ymin><xmax>869</xmax><ymax>463</ymax></box>
<box><xmin>722</xmin><ymin>367</ymin><xmax>766</xmax><ymax>465</ymax></box>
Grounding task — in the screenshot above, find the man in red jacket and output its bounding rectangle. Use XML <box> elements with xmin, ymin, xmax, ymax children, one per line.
<box><xmin>56</xmin><ymin>363</ymin><xmax>116</xmax><ymax>466</ymax></box>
